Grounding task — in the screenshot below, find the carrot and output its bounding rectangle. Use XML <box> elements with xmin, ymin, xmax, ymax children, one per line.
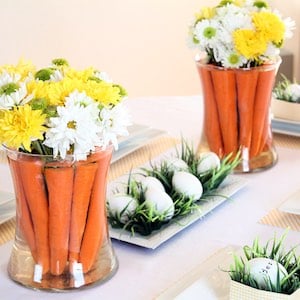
<box><xmin>250</xmin><ymin>67</ymin><xmax>276</xmax><ymax>157</ymax></box>
<box><xmin>236</xmin><ymin>69</ymin><xmax>259</xmax><ymax>156</ymax></box>
<box><xmin>8</xmin><ymin>157</ymin><xmax>38</xmax><ymax>262</ymax></box>
<box><xmin>79</xmin><ymin>148</ymin><xmax>112</xmax><ymax>273</ymax></box>
<box><xmin>197</xmin><ymin>66</ymin><xmax>224</xmax><ymax>157</ymax></box>
<box><xmin>44</xmin><ymin>162</ymin><xmax>74</xmax><ymax>276</ymax></box>
<box><xmin>18</xmin><ymin>156</ymin><xmax>50</xmax><ymax>274</ymax></box>
<box><xmin>211</xmin><ymin>69</ymin><xmax>238</xmax><ymax>156</ymax></box>
<box><xmin>68</xmin><ymin>161</ymin><xmax>98</xmax><ymax>263</ymax></box>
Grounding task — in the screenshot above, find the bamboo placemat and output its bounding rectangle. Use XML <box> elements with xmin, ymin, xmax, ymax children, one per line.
<box><xmin>259</xmin><ymin>209</ymin><xmax>300</xmax><ymax>232</ymax></box>
<box><xmin>274</xmin><ymin>133</ymin><xmax>300</xmax><ymax>149</ymax></box>
<box><xmin>0</xmin><ymin>135</ymin><xmax>179</xmax><ymax>246</ymax></box>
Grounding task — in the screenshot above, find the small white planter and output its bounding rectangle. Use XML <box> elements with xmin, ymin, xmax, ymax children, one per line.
<box><xmin>230</xmin><ymin>280</ymin><xmax>300</xmax><ymax>300</ymax></box>
<box><xmin>271</xmin><ymin>98</ymin><xmax>300</xmax><ymax>122</ymax></box>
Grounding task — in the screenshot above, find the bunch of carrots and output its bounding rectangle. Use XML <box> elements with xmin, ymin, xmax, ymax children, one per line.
<box><xmin>8</xmin><ymin>147</ymin><xmax>112</xmax><ymax>277</ymax></box>
<box><xmin>197</xmin><ymin>63</ymin><xmax>277</xmax><ymax>160</ymax></box>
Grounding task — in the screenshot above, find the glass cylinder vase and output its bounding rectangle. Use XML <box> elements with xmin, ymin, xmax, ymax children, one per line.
<box><xmin>196</xmin><ymin>57</ymin><xmax>281</xmax><ymax>173</ymax></box>
<box><xmin>5</xmin><ymin>145</ymin><xmax>118</xmax><ymax>291</ymax></box>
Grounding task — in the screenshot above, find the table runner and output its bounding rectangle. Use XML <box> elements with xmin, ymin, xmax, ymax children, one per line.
<box><xmin>0</xmin><ymin>133</ymin><xmax>299</xmax><ymax>245</ymax></box>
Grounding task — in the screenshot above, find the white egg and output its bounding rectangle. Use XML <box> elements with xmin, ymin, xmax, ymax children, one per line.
<box><xmin>107</xmin><ymin>194</ymin><xmax>138</xmax><ymax>224</ymax></box>
<box><xmin>172</xmin><ymin>171</ymin><xmax>203</xmax><ymax>201</ymax></box>
<box><xmin>197</xmin><ymin>152</ymin><xmax>221</xmax><ymax>174</ymax></box>
<box><xmin>247</xmin><ymin>257</ymin><xmax>288</xmax><ymax>290</ymax></box>
<box><xmin>144</xmin><ymin>187</ymin><xmax>175</xmax><ymax>221</ymax></box>
<box><xmin>141</xmin><ymin>176</ymin><xmax>165</xmax><ymax>192</ymax></box>
<box><xmin>166</xmin><ymin>157</ymin><xmax>189</xmax><ymax>172</ymax></box>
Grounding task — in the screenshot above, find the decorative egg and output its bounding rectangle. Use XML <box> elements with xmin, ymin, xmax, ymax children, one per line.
<box><xmin>144</xmin><ymin>187</ymin><xmax>175</xmax><ymax>221</ymax></box>
<box><xmin>247</xmin><ymin>257</ymin><xmax>288</xmax><ymax>290</ymax></box>
<box><xmin>172</xmin><ymin>171</ymin><xmax>203</xmax><ymax>201</ymax></box>
<box><xmin>166</xmin><ymin>157</ymin><xmax>189</xmax><ymax>172</ymax></box>
<box><xmin>197</xmin><ymin>152</ymin><xmax>221</xmax><ymax>174</ymax></box>
<box><xmin>141</xmin><ymin>176</ymin><xmax>165</xmax><ymax>192</ymax></box>
<box><xmin>107</xmin><ymin>194</ymin><xmax>138</xmax><ymax>223</ymax></box>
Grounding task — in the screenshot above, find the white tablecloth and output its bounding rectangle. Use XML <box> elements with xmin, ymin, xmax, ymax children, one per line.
<box><xmin>0</xmin><ymin>96</ymin><xmax>299</xmax><ymax>300</ymax></box>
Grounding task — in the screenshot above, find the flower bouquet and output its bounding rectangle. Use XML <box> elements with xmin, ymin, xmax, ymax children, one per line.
<box><xmin>229</xmin><ymin>233</ymin><xmax>300</xmax><ymax>299</ymax></box>
<box><xmin>272</xmin><ymin>76</ymin><xmax>300</xmax><ymax>122</ymax></box>
<box><xmin>0</xmin><ymin>58</ymin><xmax>130</xmax><ymax>290</ymax></box>
<box><xmin>188</xmin><ymin>0</ymin><xmax>295</xmax><ymax>172</ymax></box>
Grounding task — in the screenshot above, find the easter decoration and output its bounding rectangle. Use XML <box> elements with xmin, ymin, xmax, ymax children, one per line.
<box><xmin>229</xmin><ymin>232</ymin><xmax>300</xmax><ymax>299</ymax></box>
<box><xmin>107</xmin><ymin>140</ymin><xmax>242</xmax><ymax>240</ymax></box>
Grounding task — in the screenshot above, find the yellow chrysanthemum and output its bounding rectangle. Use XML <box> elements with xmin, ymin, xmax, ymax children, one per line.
<box><xmin>65</xmin><ymin>67</ymin><xmax>95</xmax><ymax>81</ymax></box>
<box><xmin>0</xmin><ymin>105</ymin><xmax>47</xmax><ymax>151</ymax></box>
<box><xmin>195</xmin><ymin>7</ymin><xmax>216</xmax><ymax>21</ymax></box>
<box><xmin>0</xmin><ymin>59</ymin><xmax>35</xmax><ymax>80</ymax></box>
<box><xmin>252</xmin><ymin>11</ymin><xmax>285</xmax><ymax>45</ymax></box>
<box><xmin>81</xmin><ymin>80</ymin><xmax>122</xmax><ymax>106</ymax></box>
<box><xmin>233</xmin><ymin>29</ymin><xmax>267</xmax><ymax>60</ymax></box>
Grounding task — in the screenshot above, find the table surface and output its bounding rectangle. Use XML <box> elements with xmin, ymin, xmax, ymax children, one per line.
<box><xmin>0</xmin><ymin>95</ymin><xmax>300</xmax><ymax>300</ymax></box>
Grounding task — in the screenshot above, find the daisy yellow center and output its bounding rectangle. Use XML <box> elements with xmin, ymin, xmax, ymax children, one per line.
<box><xmin>228</xmin><ymin>54</ymin><xmax>240</xmax><ymax>65</ymax></box>
<box><xmin>67</xmin><ymin>120</ymin><xmax>77</xmax><ymax>129</ymax></box>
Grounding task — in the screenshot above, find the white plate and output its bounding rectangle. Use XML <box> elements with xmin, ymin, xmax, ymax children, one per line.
<box><xmin>108</xmin><ymin>148</ymin><xmax>247</xmax><ymax>249</ymax></box>
<box><xmin>278</xmin><ymin>189</ymin><xmax>300</xmax><ymax>215</ymax></box>
<box><xmin>111</xmin><ymin>124</ymin><xmax>166</xmax><ymax>163</ymax></box>
<box><xmin>271</xmin><ymin>118</ymin><xmax>300</xmax><ymax>137</ymax></box>
<box><xmin>156</xmin><ymin>245</ymin><xmax>239</xmax><ymax>299</ymax></box>
<box><xmin>0</xmin><ymin>200</ymin><xmax>15</xmax><ymax>225</ymax></box>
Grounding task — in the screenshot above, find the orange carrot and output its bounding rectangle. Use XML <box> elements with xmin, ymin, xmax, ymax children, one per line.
<box><xmin>69</xmin><ymin>162</ymin><xmax>98</xmax><ymax>263</ymax></box>
<box><xmin>236</xmin><ymin>69</ymin><xmax>259</xmax><ymax>156</ymax></box>
<box><xmin>8</xmin><ymin>157</ymin><xmax>38</xmax><ymax>262</ymax></box>
<box><xmin>18</xmin><ymin>156</ymin><xmax>50</xmax><ymax>274</ymax></box>
<box><xmin>211</xmin><ymin>69</ymin><xmax>238</xmax><ymax>156</ymax></box>
<box><xmin>250</xmin><ymin>67</ymin><xmax>276</xmax><ymax>157</ymax></box>
<box><xmin>79</xmin><ymin>148</ymin><xmax>112</xmax><ymax>273</ymax></box>
<box><xmin>197</xmin><ymin>66</ymin><xmax>224</xmax><ymax>157</ymax></box>
<box><xmin>44</xmin><ymin>163</ymin><xmax>74</xmax><ymax>276</ymax></box>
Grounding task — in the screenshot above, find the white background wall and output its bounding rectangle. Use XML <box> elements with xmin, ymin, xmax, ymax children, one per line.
<box><xmin>0</xmin><ymin>0</ymin><xmax>298</xmax><ymax>97</ymax></box>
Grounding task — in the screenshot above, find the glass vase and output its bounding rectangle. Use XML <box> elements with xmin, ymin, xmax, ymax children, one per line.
<box><xmin>5</xmin><ymin>145</ymin><xmax>118</xmax><ymax>291</ymax></box>
<box><xmin>195</xmin><ymin>57</ymin><xmax>281</xmax><ymax>173</ymax></box>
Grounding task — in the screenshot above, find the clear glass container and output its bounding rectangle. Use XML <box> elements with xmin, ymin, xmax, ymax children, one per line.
<box><xmin>195</xmin><ymin>57</ymin><xmax>281</xmax><ymax>173</ymax></box>
<box><xmin>6</xmin><ymin>146</ymin><xmax>118</xmax><ymax>291</ymax></box>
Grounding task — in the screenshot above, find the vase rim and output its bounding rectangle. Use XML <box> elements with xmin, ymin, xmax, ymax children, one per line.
<box><xmin>195</xmin><ymin>55</ymin><xmax>282</xmax><ymax>72</ymax></box>
<box><xmin>3</xmin><ymin>144</ymin><xmax>113</xmax><ymax>160</ymax></box>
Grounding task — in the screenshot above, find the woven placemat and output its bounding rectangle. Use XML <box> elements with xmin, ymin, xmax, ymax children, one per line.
<box><xmin>259</xmin><ymin>209</ymin><xmax>300</xmax><ymax>232</ymax></box>
<box><xmin>0</xmin><ymin>135</ymin><xmax>178</xmax><ymax>246</ymax></box>
<box><xmin>274</xmin><ymin>133</ymin><xmax>300</xmax><ymax>149</ymax></box>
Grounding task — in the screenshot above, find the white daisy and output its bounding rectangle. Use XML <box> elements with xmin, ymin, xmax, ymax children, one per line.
<box><xmin>94</xmin><ymin>71</ymin><xmax>113</xmax><ymax>83</ymax></box>
<box><xmin>0</xmin><ymin>73</ymin><xmax>32</xmax><ymax>109</ymax></box>
<box><xmin>287</xmin><ymin>84</ymin><xmax>300</xmax><ymax>102</ymax></box>
<box><xmin>50</xmin><ymin>69</ymin><xmax>64</xmax><ymax>82</ymax></box>
<box><xmin>99</xmin><ymin>103</ymin><xmax>131</xmax><ymax>149</ymax></box>
<box><xmin>44</xmin><ymin>97</ymin><xmax>102</xmax><ymax>160</ymax></box>
<box><xmin>193</xmin><ymin>19</ymin><xmax>219</xmax><ymax>50</ymax></box>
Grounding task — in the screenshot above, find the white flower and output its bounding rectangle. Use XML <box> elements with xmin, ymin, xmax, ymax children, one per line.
<box><xmin>99</xmin><ymin>103</ymin><xmax>131</xmax><ymax>149</ymax></box>
<box><xmin>283</xmin><ymin>17</ymin><xmax>296</xmax><ymax>39</ymax></box>
<box><xmin>0</xmin><ymin>72</ymin><xmax>32</xmax><ymax>109</ymax></box>
<box><xmin>44</xmin><ymin>94</ymin><xmax>102</xmax><ymax>160</ymax></box>
<box><xmin>50</xmin><ymin>69</ymin><xmax>64</xmax><ymax>82</ymax></box>
<box><xmin>193</xmin><ymin>19</ymin><xmax>219</xmax><ymax>50</ymax></box>
<box><xmin>94</xmin><ymin>71</ymin><xmax>113</xmax><ymax>83</ymax></box>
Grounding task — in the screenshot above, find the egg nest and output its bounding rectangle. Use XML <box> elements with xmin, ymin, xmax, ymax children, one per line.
<box><xmin>107</xmin><ymin>141</ymin><xmax>240</xmax><ymax>236</ymax></box>
<box><xmin>229</xmin><ymin>232</ymin><xmax>300</xmax><ymax>295</ymax></box>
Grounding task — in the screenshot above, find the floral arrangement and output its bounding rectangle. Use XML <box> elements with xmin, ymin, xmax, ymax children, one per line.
<box><xmin>107</xmin><ymin>141</ymin><xmax>240</xmax><ymax>236</ymax></box>
<box><xmin>188</xmin><ymin>0</ymin><xmax>295</xmax><ymax>68</ymax></box>
<box><xmin>229</xmin><ymin>232</ymin><xmax>300</xmax><ymax>295</ymax></box>
<box><xmin>0</xmin><ymin>58</ymin><xmax>130</xmax><ymax>160</ymax></box>
<box><xmin>273</xmin><ymin>76</ymin><xmax>300</xmax><ymax>103</ymax></box>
